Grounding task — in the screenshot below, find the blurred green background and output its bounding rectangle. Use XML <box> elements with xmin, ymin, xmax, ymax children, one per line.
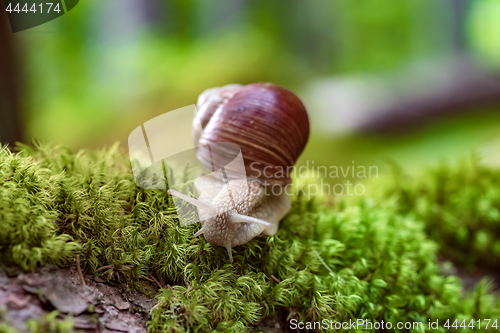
<box><xmin>3</xmin><ymin>0</ymin><xmax>500</xmax><ymax>180</ymax></box>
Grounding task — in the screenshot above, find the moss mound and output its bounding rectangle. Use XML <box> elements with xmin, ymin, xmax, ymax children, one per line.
<box><xmin>0</xmin><ymin>143</ymin><xmax>499</xmax><ymax>332</ymax></box>
<box><xmin>381</xmin><ymin>157</ymin><xmax>500</xmax><ymax>270</ymax></box>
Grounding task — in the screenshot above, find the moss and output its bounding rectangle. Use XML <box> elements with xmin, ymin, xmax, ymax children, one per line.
<box><xmin>1</xmin><ymin>143</ymin><xmax>499</xmax><ymax>332</ymax></box>
<box><xmin>379</xmin><ymin>156</ymin><xmax>500</xmax><ymax>270</ymax></box>
<box><xmin>0</xmin><ymin>145</ymin><xmax>80</xmax><ymax>270</ymax></box>
<box><xmin>0</xmin><ymin>308</ymin><xmax>73</xmax><ymax>333</ymax></box>
<box><xmin>0</xmin><ymin>307</ymin><xmax>18</xmax><ymax>333</ymax></box>
<box><xmin>25</xmin><ymin>311</ymin><xmax>74</xmax><ymax>333</ymax></box>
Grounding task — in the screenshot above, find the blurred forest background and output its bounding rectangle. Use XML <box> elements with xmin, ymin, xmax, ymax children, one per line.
<box><xmin>2</xmin><ymin>0</ymin><xmax>500</xmax><ymax>180</ymax></box>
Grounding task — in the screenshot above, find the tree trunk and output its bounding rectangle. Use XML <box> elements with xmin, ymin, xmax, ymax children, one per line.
<box><xmin>359</xmin><ymin>71</ymin><xmax>500</xmax><ymax>133</ymax></box>
<box><xmin>0</xmin><ymin>8</ymin><xmax>23</xmax><ymax>147</ymax></box>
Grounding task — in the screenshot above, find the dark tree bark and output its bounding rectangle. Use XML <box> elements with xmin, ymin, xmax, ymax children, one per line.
<box><xmin>0</xmin><ymin>7</ymin><xmax>23</xmax><ymax>147</ymax></box>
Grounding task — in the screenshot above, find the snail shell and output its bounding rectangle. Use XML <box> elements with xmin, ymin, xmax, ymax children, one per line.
<box><xmin>193</xmin><ymin>82</ymin><xmax>310</xmax><ymax>185</ymax></box>
<box><xmin>169</xmin><ymin>83</ymin><xmax>310</xmax><ymax>262</ymax></box>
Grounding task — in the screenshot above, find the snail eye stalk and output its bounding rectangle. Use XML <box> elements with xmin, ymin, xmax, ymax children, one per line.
<box><xmin>167</xmin><ymin>189</ymin><xmax>216</xmax><ymax>216</ymax></box>
<box><xmin>229</xmin><ymin>213</ymin><xmax>271</xmax><ymax>228</ymax></box>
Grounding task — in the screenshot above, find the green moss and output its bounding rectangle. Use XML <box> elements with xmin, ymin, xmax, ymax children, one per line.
<box><xmin>379</xmin><ymin>155</ymin><xmax>500</xmax><ymax>270</ymax></box>
<box><xmin>0</xmin><ymin>308</ymin><xmax>73</xmax><ymax>333</ymax></box>
<box><xmin>0</xmin><ymin>145</ymin><xmax>80</xmax><ymax>270</ymax></box>
<box><xmin>25</xmin><ymin>311</ymin><xmax>73</xmax><ymax>333</ymax></box>
<box><xmin>1</xmin><ymin>143</ymin><xmax>499</xmax><ymax>332</ymax></box>
<box><xmin>0</xmin><ymin>307</ymin><xmax>18</xmax><ymax>333</ymax></box>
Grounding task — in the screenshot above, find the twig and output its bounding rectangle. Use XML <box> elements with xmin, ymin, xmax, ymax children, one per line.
<box><xmin>148</xmin><ymin>272</ymin><xmax>163</xmax><ymax>289</ymax></box>
<box><xmin>76</xmin><ymin>255</ymin><xmax>86</xmax><ymax>286</ymax></box>
<box><xmin>96</xmin><ymin>264</ymin><xmax>113</xmax><ymax>272</ymax></box>
<box><xmin>157</xmin><ymin>273</ymin><xmax>168</xmax><ymax>289</ymax></box>
<box><xmin>270</xmin><ymin>275</ymin><xmax>281</xmax><ymax>284</ymax></box>
<box><xmin>182</xmin><ymin>274</ymin><xmax>192</xmax><ymax>294</ymax></box>
<box><xmin>143</xmin><ymin>276</ymin><xmax>162</xmax><ymax>289</ymax></box>
<box><xmin>151</xmin><ymin>302</ymin><xmax>161</xmax><ymax>311</ymax></box>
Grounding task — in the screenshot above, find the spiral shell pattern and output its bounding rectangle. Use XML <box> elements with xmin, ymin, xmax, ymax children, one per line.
<box><xmin>194</xmin><ymin>82</ymin><xmax>310</xmax><ymax>185</ymax></box>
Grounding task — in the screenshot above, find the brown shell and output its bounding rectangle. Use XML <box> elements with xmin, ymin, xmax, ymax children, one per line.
<box><xmin>194</xmin><ymin>82</ymin><xmax>310</xmax><ymax>185</ymax></box>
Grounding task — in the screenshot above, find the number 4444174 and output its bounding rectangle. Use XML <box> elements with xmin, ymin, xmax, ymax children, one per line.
<box><xmin>443</xmin><ymin>319</ymin><xmax>498</xmax><ymax>330</ymax></box>
<box><xmin>5</xmin><ymin>3</ymin><xmax>61</xmax><ymax>14</ymax></box>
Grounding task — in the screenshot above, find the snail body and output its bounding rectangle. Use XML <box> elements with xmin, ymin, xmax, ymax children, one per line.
<box><xmin>168</xmin><ymin>83</ymin><xmax>309</xmax><ymax>262</ymax></box>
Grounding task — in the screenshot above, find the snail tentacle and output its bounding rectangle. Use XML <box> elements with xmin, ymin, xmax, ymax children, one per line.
<box><xmin>193</xmin><ymin>228</ymin><xmax>205</xmax><ymax>239</ymax></box>
<box><xmin>167</xmin><ymin>189</ymin><xmax>216</xmax><ymax>216</ymax></box>
<box><xmin>229</xmin><ymin>213</ymin><xmax>271</xmax><ymax>228</ymax></box>
<box><xmin>226</xmin><ymin>245</ymin><xmax>233</xmax><ymax>263</ymax></box>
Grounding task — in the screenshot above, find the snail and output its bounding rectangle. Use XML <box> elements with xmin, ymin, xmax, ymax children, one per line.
<box><xmin>168</xmin><ymin>83</ymin><xmax>310</xmax><ymax>262</ymax></box>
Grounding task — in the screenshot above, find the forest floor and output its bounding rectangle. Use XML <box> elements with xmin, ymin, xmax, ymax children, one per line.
<box><xmin>0</xmin><ymin>265</ymin><xmax>155</xmax><ymax>333</ymax></box>
<box><xmin>1</xmin><ymin>260</ymin><xmax>497</xmax><ymax>333</ymax></box>
<box><xmin>0</xmin><ymin>265</ymin><xmax>291</xmax><ymax>333</ymax></box>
